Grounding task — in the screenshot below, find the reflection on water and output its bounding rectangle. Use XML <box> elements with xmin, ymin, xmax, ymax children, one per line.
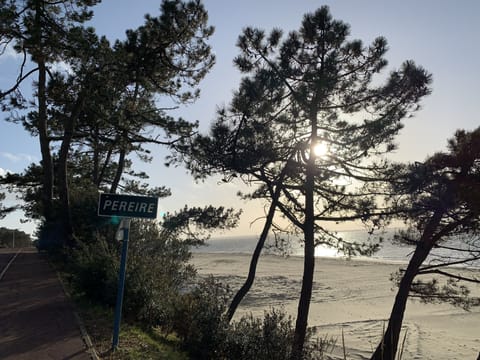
<box><xmin>193</xmin><ymin>230</ymin><xmax>479</xmax><ymax>268</ymax></box>
<box><xmin>314</xmin><ymin>244</ymin><xmax>341</xmax><ymax>258</ymax></box>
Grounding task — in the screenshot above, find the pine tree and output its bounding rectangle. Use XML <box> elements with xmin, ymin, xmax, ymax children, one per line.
<box><xmin>176</xmin><ymin>6</ymin><xmax>432</xmax><ymax>358</ymax></box>
<box><xmin>1</xmin><ymin>1</ymin><xmax>215</xmax><ymax>247</ymax></box>
<box><xmin>371</xmin><ymin>127</ymin><xmax>480</xmax><ymax>360</ymax></box>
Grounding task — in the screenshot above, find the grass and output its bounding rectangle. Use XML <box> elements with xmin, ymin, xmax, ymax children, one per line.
<box><xmin>74</xmin><ymin>297</ymin><xmax>189</xmax><ymax>360</ymax></box>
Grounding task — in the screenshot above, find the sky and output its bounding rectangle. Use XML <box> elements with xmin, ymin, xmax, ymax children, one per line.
<box><xmin>1</xmin><ymin>0</ymin><xmax>479</xmax><ymax>237</ymax></box>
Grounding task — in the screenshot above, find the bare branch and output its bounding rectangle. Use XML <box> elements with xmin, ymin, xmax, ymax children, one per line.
<box><xmin>416</xmin><ymin>269</ymin><xmax>480</xmax><ymax>284</ymax></box>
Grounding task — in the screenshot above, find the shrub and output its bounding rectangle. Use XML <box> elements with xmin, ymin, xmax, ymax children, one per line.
<box><xmin>220</xmin><ymin>308</ymin><xmax>336</xmax><ymax>360</ymax></box>
<box><xmin>172</xmin><ymin>277</ymin><xmax>231</xmax><ymax>359</ymax></box>
<box><xmin>68</xmin><ymin>239</ymin><xmax>118</xmax><ymax>306</ymax></box>
<box><xmin>67</xmin><ymin>219</ymin><xmax>199</xmax><ymax>327</ymax></box>
<box><xmin>123</xmin><ymin>220</ymin><xmax>197</xmax><ymax>326</ymax></box>
<box><xmin>221</xmin><ymin>308</ymin><xmax>294</xmax><ymax>360</ymax></box>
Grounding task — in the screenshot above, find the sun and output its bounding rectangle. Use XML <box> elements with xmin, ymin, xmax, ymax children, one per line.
<box><xmin>313</xmin><ymin>141</ymin><xmax>329</xmax><ymax>158</ymax></box>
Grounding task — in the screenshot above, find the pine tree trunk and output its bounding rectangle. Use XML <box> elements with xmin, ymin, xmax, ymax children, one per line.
<box><xmin>226</xmin><ymin>161</ymin><xmax>294</xmax><ymax>322</ymax></box>
<box><xmin>34</xmin><ymin>2</ymin><xmax>54</xmax><ymax>228</ymax></box>
<box><xmin>291</xmin><ymin>224</ymin><xmax>315</xmax><ymax>360</ymax></box>
<box><xmin>57</xmin><ymin>118</ymin><xmax>75</xmax><ymax>247</ymax></box>
<box><xmin>370</xmin><ymin>245</ymin><xmax>429</xmax><ymax>360</ymax></box>
<box><xmin>92</xmin><ymin>125</ymin><xmax>100</xmax><ymax>186</ymax></box>
<box><xmin>57</xmin><ymin>90</ymin><xmax>87</xmax><ymax>247</ymax></box>
<box><xmin>110</xmin><ymin>147</ymin><xmax>126</xmax><ymax>194</ymax></box>
<box><xmin>371</xmin><ymin>211</ymin><xmax>442</xmax><ymax>360</ymax></box>
<box><xmin>97</xmin><ymin>146</ymin><xmax>114</xmax><ymax>188</ymax></box>
<box><xmin>38</xmin><ymin>60</ymin><xmax>55</xmax><ymax>224</ymax></box>
<box><xmin>227</xmin><ymin>194</ymin><xmax>277</xmax><ymax>321</ymax></box>
<box><xmin>291</xmin><ymin>152</ymin><xmax>316</xmax><ymax>360</ymax></box>
<box><xmin>227</xmin><ymin>159</ymin><xmax>291</xmax><ymax>321</ymax></box>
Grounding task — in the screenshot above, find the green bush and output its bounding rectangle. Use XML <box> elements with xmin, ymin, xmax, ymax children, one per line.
<box><xmin>68</xmin><ymin>240</ymin><xmax>118</xmax><ymax>306</ymax></box>
<box><xmin>123</xmin><ymin>220</ymin><xmax>197</xmax><ymax>326</ymax></box>
<box><xmin>67</xmin><ymin>219</ymin><xmax>198</xmax><ymax>329</ymax></box>
<box><xmin>166</xmin><ymin>275</ymin><xmax>336</xmax><ymax>360</ymax></box>
<box><xmin>221</xmin><ymin>308</ymin><xmax>294</xmax><ymax>360</ymax></box>
<box><xmin>172</xmin><ymin>277</ymin><xmax>231</xmax><ymax>359</ymax></box>
<box><xmin>219</xmin><ymin>308</ymin><xmax>336</xmax><ymax>360</ymax></box>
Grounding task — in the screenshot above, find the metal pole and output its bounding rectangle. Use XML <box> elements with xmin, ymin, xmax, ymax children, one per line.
<box><xmin>112</xmin><ymin>218</ymin><xmax>131</xmax><ymax>351</ymax></box>
<box><xmin>12</xmin><ymin>230</ymin><xmax>15</xmax><ymax>248</ymax></box>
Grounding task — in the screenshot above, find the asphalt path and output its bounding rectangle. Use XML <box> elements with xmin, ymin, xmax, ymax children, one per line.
<box><xmin>0</xmin><ymin>248</ymin><xmax>92</xmax><ymax>359</ymax></box>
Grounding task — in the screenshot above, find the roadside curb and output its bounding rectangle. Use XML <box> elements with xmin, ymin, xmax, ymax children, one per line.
<box><xmin>73</xmin><ymin>308</ymin><xmax>101</xmax><ymax>360</ymax></box>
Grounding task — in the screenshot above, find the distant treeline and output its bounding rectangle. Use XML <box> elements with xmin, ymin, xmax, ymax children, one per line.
<box><xmin>0</xmin><ymin>227</ymin><xmax>31</xmax><ymax>248</ymax></box>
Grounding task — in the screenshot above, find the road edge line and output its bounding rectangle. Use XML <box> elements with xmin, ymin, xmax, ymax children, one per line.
<box><xmin>0</xmin><ymin>248</ymin><xmax>22</xmax><ymax>281</ymax></box>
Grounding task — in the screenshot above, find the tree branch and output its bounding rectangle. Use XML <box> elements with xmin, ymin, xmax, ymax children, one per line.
<box><xmin>416</xmin><ymin>269</ymin><xmax>480</xmax><ymax>284</ymax></box>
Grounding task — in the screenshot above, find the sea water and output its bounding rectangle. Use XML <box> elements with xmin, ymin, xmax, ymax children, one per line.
<box><xmin>193</xmin><ymin>229</ymin><xmax>480</xmax><ymax>268</ymax></box>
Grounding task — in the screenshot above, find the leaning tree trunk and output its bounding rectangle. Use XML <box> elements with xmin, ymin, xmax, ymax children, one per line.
<box><xmin>227</xmin><ymin>154</ymin><xmax>295</xmax><ymax>321</ymax></box>
<box><xmin>370</xmin><ymin>244</ymin><xmax>430</xmax><ymax>360</ymax></box>
<box><xmin>226</xmin><ymin>186</ymin><xmax>280</xmax><ymax>321</ymax></box>
<box><xmin>371</xmin><ymin>211</ymin><xmax>442</xmax><ymax>360</ymax></box>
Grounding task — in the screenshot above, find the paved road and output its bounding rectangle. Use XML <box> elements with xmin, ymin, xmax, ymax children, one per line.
<box><xmin>0</xmin><ymin>248</ymin><xmax>92</xmax><ymax>359</ymax></box>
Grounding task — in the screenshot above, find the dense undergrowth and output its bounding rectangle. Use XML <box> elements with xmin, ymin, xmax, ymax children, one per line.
<box><xmin>47</xmin><ymin>219</ymin><xmax>336</xmax><ymax>359</ymax></box>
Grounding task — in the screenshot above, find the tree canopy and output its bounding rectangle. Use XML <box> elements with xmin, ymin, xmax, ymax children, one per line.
<box><xmin>0</xmin><ymin>0</ymin><xmax>217</xmax><ymax>247</ymax></box>
<box><xmin>0</xmin><ymin>192</ymin><xmax>16</xmax><ymax>219</ymax></box>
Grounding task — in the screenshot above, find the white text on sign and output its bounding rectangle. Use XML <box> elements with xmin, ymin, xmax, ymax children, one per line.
<box><xmin>102</xmin><ymin>200</ymin><xmax>156</xmax><ymax>214</ymax></box>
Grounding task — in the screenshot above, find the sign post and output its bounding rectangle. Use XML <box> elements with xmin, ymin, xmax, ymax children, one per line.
<box><xmin>112</xmin><ymin>218</ymin><xmax>131</xmax><ymax>350</ymax></box>
<box><xmin>98</xmin><ymin>193</ymin><xmax>158</xmax><ymax>351</ymax></box>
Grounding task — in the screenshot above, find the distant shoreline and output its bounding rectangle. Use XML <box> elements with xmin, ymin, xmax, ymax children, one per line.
<box><xmin>193</xmin><ymin>231</ymin><xmax>480</xmax><ymax>269</ymax></box>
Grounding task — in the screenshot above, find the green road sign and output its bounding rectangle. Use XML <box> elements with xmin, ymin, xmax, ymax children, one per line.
<box><xmin>98</xmin><ymin>193</ymin><xmax>158</xmax><ymax>219</ymax></box>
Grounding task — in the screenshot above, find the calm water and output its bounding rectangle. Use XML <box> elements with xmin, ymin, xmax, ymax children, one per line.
<box><xmin>193</xmin><ymin>229</ymin><xmax>480</xmax><ymax>268</ymax></box>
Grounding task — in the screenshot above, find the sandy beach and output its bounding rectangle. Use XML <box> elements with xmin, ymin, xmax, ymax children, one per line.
<box><xmin>191</xmin><ymin>253</ymin><xmax>480</xmax><ymax>360</ymax></box>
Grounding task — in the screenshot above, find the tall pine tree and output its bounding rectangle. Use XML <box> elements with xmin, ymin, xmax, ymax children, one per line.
<box><xmin>176</xmin><ymin>6</ymin><xmax>432</xmax><ymax>358</ymax></box>
<box><xmin>371</xmin><ymin>128</ymin><xmax>480</xmax><ymax>360</ymax></box>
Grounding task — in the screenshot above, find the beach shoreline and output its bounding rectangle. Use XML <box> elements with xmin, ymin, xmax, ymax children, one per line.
<box><xmin>190</xmin><ymin>252</ymin><xmax>480</xmax><ymax>360</ymax></box>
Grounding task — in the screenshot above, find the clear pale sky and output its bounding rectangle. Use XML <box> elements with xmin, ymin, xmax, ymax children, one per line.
<box><xmin>1</xmin><ymin>0</ymin><xmax>479</xmax><ymax>237</ymax></box>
